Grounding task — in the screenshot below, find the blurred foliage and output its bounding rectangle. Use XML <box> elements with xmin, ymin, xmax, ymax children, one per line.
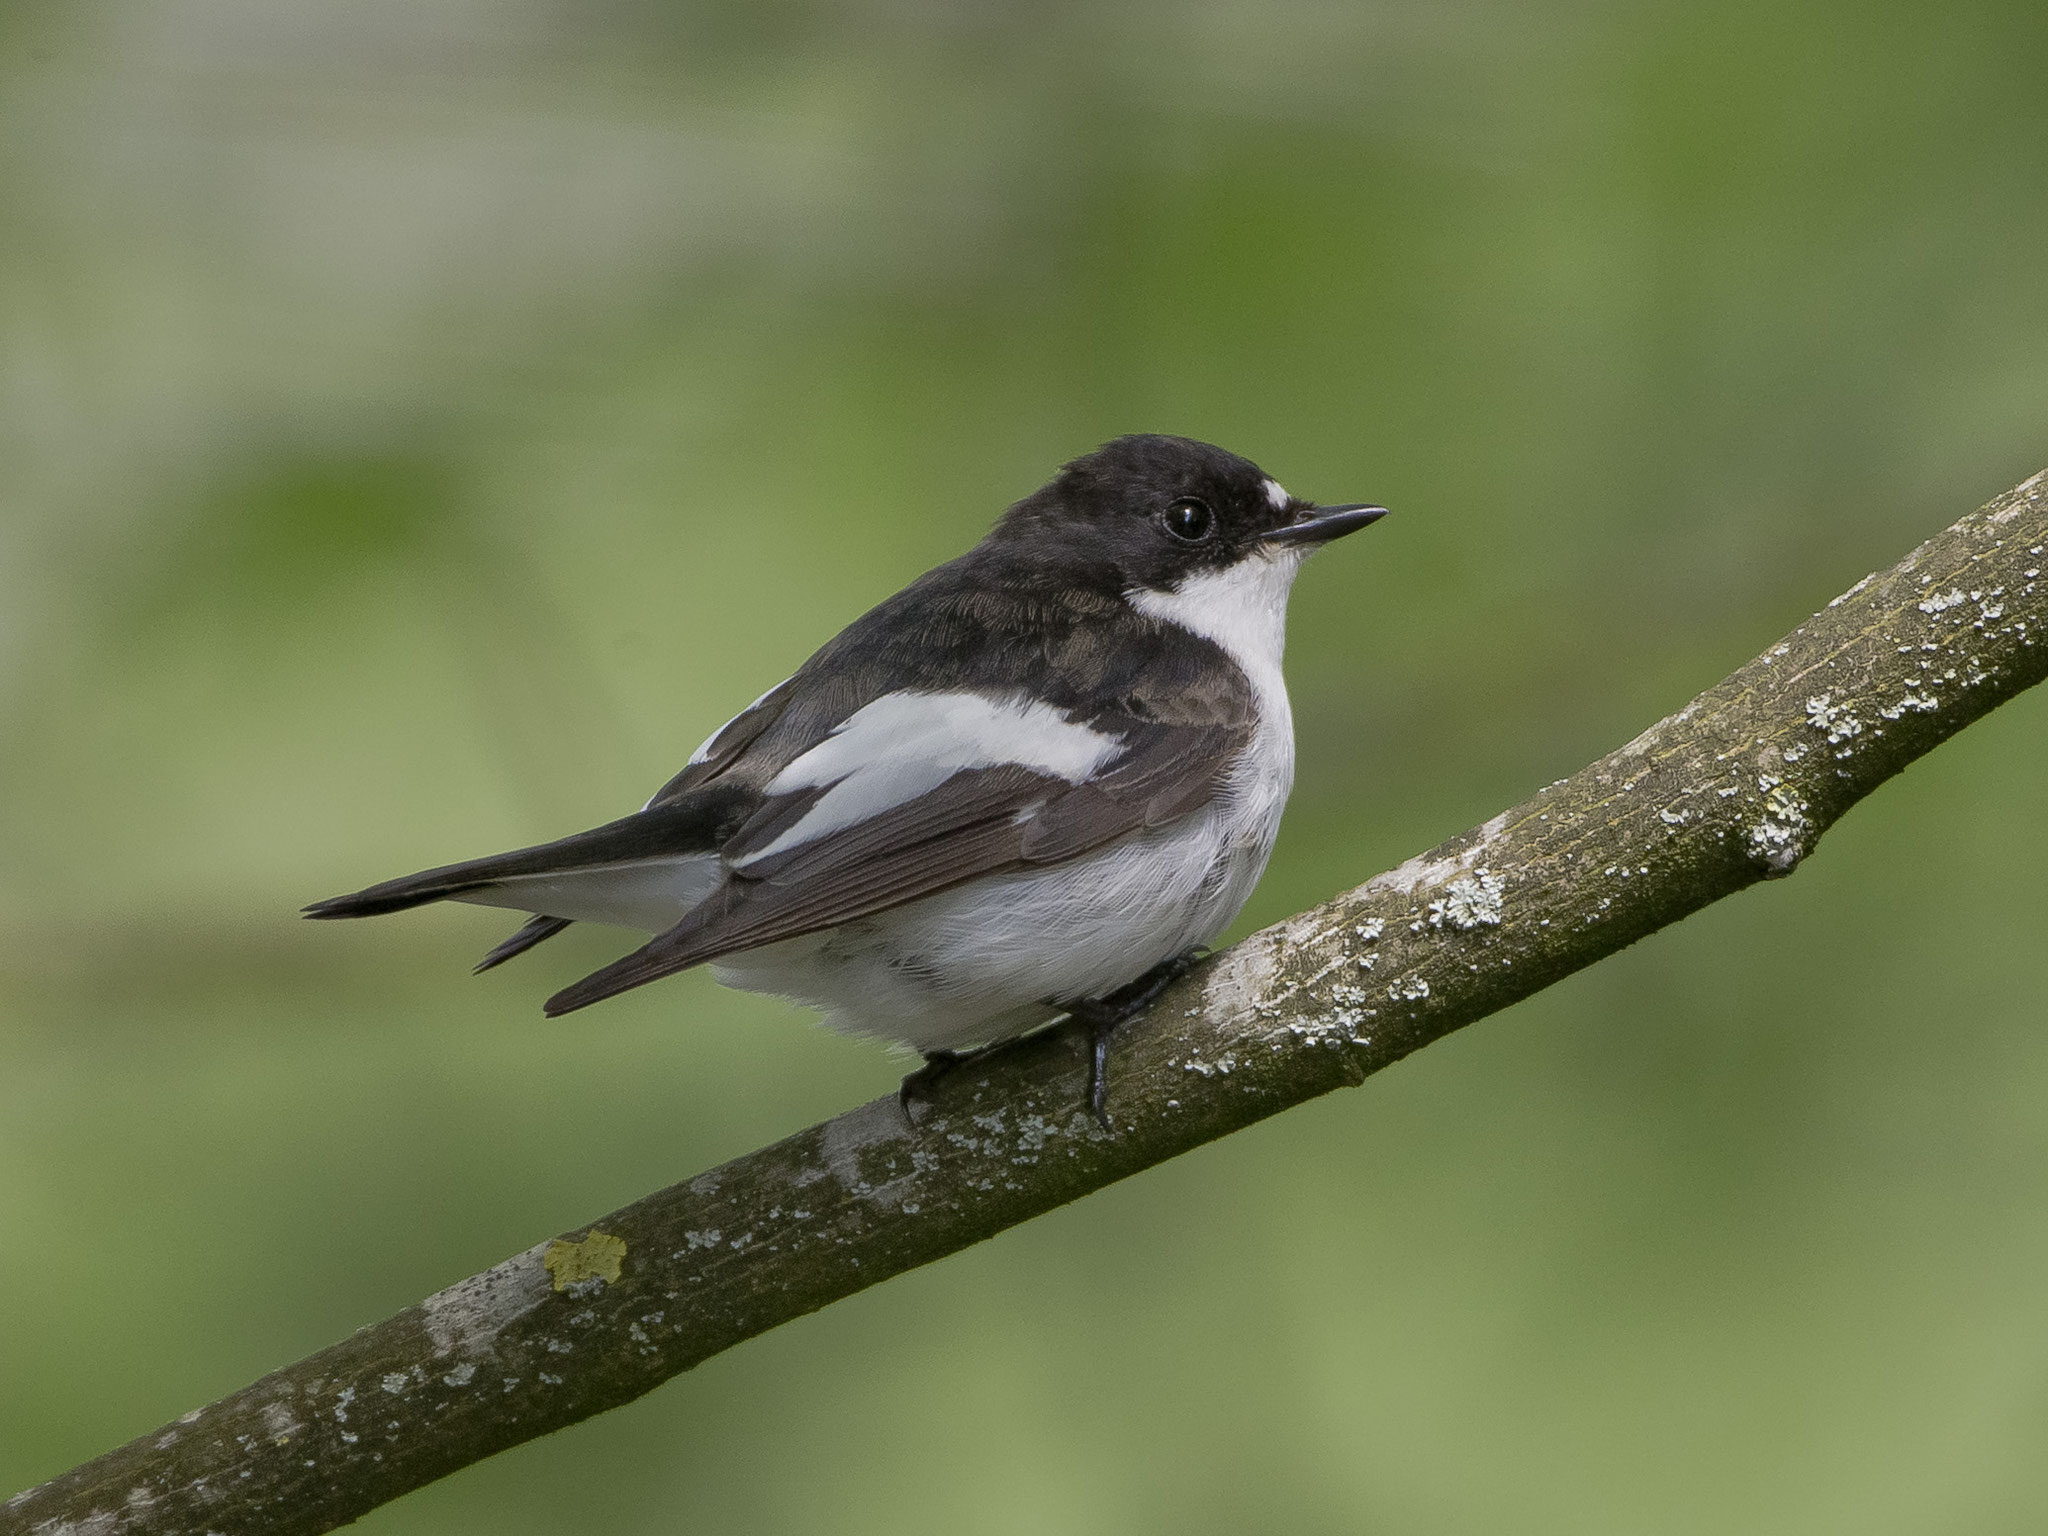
<box><xmin>3</xmin><ymin>1</ymin><xmax>2047</xmax><ymax>1532</ymax></box>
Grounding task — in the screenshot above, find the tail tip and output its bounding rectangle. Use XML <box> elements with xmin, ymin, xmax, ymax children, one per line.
<box><xmin>475</xmin><ymin>915</ymin><xmax>573</xmax><ymax>974</ymax></box>
<box><xmin>544</xmin><ymin>977</ymin><xmax>611</xmax><ymax>1017</ymax></box>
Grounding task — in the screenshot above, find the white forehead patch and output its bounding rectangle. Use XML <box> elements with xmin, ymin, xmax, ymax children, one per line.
<box><xmin>1262</xmin><ymin>479</ymin><xmax>1290</xmax><ymax>511</ymax></box>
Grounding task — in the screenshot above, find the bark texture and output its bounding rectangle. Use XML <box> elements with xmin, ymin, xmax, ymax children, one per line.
<box><xmin>10</xmin><ymin>468</ymin><xmax>2048</xmax><ymax>1536</ymax></box>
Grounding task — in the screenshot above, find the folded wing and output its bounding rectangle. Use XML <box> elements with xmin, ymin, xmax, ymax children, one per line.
<box><xmin>544</xmin><ymin>690</ymin><xmax>1246</xmax><ymax>1015</ymax></box>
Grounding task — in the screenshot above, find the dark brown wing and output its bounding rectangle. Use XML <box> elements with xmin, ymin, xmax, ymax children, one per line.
<box><xmin>541</xmin><ymin>719</ymin><xmax>1246</xmax><ymax>1015</ymax></box>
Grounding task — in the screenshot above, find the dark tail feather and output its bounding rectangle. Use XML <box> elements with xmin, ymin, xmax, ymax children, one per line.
<box><xmin>546</xmin><ymin>935</ymin><xmax>686</xmax><ymax>1015</ymax></box>
<box><xmin>303</xmin><ymin>787</ymin><xmax>750</xmax><ymax>922</ymax></box>
<box><xmin>544</xmin><ymin>946</ymin><xmax>679</xmax><ymax>1015</ymax></box>
<box><xmin>543</xmin><ymin>888</ymin><xmax>742</xmax><ymax>1015</ymax></box>
<box><xmin>475</xmin><ymin>914</ymin><xmax>573</xmax><ymax>973</ymax></box>
<box><xmin>304</xmin><ymin>864</ymin><xmax>497</xmax><ymax>918</ymax></box>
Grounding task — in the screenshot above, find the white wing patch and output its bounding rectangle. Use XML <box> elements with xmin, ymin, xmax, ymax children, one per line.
<box><xmin>736</xmin><ymin>691</ymin><xmax>1124</xmax><ymax>867</ymax></box>
<box><xmin>1262</xmin><ymin>478</ymin><xmax>1291</xmax><ymax>511</ymax></box>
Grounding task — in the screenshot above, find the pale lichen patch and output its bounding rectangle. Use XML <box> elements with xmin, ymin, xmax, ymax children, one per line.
<box><xmin>821</xmin><ymin>1097</ymin><xmax>927</xmax><ymax>1205</ymax></box>
<box><xmin>820</xmin><ymin>1096</ymin><xmax>914</xmax><ymax>1193</ymax></box>
<box><xmin>1805</xmin><ymin>694</ymin><xmax>1862</xmax><ymax>744</ymax></box>
<box><xmin>1376</xmin><ymin>848</ymin><xmax>1467</xmax><ymax>895</ymax></box>
<box><xmin>1878</xmin><ymin>690</ymin><xmax>1939</xmax><ymax>719</ymax></box>
<box><xmin>1747</xmin><ymin>782</ymin><xmax>1812</xmax><ymax>874</ymax></box>
<box><xmin>1199</xmin><ymin>932</ymin><xmax>1280</xmax><ymax>1020</ymax></box>
<box><xmin>1426</xmin><ymin>870</ymin><xmax>1505</xmax><ymax>931</ymax></box>
<box><xmin>421</xmin><ymin>1242</ymin><xmax>552</xmax><ymax>1359</ymax></box>
<box><xmin>1827</xmin><ymin>574</ymin><xmax>1874</xmax><ymax>607</ymax></box>
<box><xmin>1290</xmin><ymin>978</ymin><xmax>1379</xmax><ymax>1049</ymax></box>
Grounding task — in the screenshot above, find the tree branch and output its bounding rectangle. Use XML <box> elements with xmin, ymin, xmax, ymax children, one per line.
<box><xmin>11</xmin><ymin>467</ymin><xmax>2048</xmax><ymax>1536</ymax></box>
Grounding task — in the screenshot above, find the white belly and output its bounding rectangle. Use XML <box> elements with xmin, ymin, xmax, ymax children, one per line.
<box><xmin>711</xmin><ymin>788</ymin><xmax>1284</xmax><ymax>1054</ymax></box>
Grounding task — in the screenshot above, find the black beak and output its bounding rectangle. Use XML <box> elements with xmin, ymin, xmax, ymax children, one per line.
<box><xmin>1260</xmin><ymin>502</ymin><xmax>1389</xmax><ymax>546</ymax></box>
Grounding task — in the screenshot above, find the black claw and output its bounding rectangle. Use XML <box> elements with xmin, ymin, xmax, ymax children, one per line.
<box><xmin>897</xmin><ymin>1050</ymin><xmax>962</xmax><ymax>1126</ymax></box>
<box><xmin>898</xmin><ymin>1043</ymin><xmax>1008</xmax><ymax>1126</ymax></box>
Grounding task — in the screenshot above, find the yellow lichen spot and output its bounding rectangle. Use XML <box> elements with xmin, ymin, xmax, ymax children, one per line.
<box><xmin>543</xmin><ymin>1229</ymin><xmax>627</xmax><ymax>1291</ymax></box>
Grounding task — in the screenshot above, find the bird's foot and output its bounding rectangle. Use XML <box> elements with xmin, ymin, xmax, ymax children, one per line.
<box><xmin>1062</xmin><ymin>948</ymin><xmax>1209</xmax><ymax>1131</ymax></box>
<box><xmin>897</xmin><ymin>1043</ymin><xmax>1001</xmax><ymax>1127</ymax></box>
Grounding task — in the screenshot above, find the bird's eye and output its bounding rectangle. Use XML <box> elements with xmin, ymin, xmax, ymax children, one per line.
<box><xmin>1160</xmin><ymin>498</ymin><xmax>1215</xmax><ymax>544</ymax></box>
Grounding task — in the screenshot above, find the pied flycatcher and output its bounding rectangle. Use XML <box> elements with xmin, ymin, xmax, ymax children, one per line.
<box><xmin>308</xmin><ymin>434</ymin><xmax>1386</xmax><ymax>1122</ymax></box>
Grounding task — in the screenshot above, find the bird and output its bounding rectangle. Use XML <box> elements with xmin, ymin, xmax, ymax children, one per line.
<box><xmin>307</xmin><ymin>434</ymin><xmax>1386</xmax><ymax>1124</ymax></box>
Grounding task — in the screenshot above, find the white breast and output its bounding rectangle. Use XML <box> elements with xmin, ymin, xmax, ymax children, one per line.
<box><xmin>1126</xmin><ymin>547</ymin><xmax>1305</xmax><ymax>835</ymax></box>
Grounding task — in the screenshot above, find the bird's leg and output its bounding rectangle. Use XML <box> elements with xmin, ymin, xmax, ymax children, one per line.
<box><xmin>897</xmin><ymin>1042</ymin><xmax>1001</xmax><ymax>1126</ymax></box>
<box><xmin>1062</xmin><ymin>948</ymin><xmax>1208</xmax><ymax>1130</ymax></box>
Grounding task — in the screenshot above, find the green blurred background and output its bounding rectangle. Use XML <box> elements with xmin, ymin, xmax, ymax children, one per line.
<box><xmin>4</xmin><ymin>1</ymin><xmax>2047</xmax><ymax>1530</ymax></box>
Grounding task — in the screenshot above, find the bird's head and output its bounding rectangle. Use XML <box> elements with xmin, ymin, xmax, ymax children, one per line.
<box><xmin>993</xmin><ymin>433</ymin><xmax>1385</xmax><ymax>597</ymax></box>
